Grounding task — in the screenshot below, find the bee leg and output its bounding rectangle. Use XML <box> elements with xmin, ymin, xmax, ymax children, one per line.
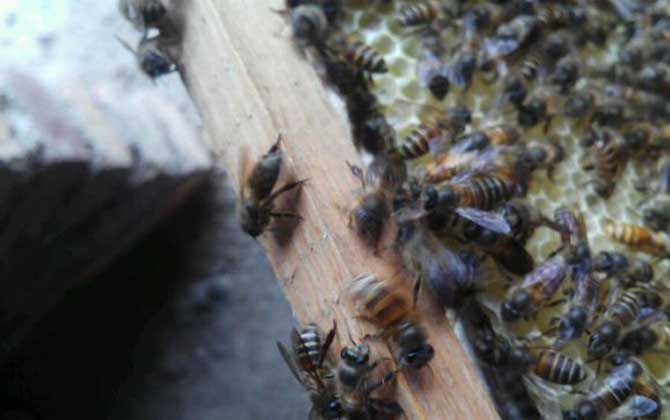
<box><xmin>546</xmin><ymin>299</ymin><xmax>566</xmax><ymax>308</ymax></box>
<box><xmin>267</xmin><ymin>178</ymin><xmax>308</xmax><ymax>201</ymax></box>
<box><xmin>270</xmin><ymin>211</ymin><xmax>303</xmax><ymax>219</ymax></box>
<box><xmin>412</xmin><ymin>276</ymin><xmax>422</xmax><ymax>309</ymax></box>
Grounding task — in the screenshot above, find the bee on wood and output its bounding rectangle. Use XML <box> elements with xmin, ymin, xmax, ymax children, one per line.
<box><xmin>398</xmin><ymin>2</ymin><xmax>438</xmax><ymax>27</ymax></box>
<box><xmin>289</xmin><ymin>4</ymin><xmax>330</xmax><ymax>49</ymax></box>
<box><xmin>118</xmin><ymin>0</ymin><xmax>167</xmax><ymax>33</ymax></box>
<box><xmin>395</xmin><ymin>222</ymin><xmax>485</xmax><ymax>309</ymax></box>
<box><xmin>525</xmin><ymin>139</ymin><xmax>564</xmax><ymax>180</ymax></box>
<box><xmin>277</xmin><ymin>323</ymin><xmax>343</xmax><ymax>419</ymax></box>
<box><xmin>587</xmin><ymin>286</ymin><xmax>664</xmax><ymax>360</ymax></box>
<box><xmin>501</xmin><ymin>255</ymin><xmax>568</xmax><ymax>322</ymax></box>
<box><xmin>604</xmin><ymin>219</ymin><xmax>669</xmax><ymax>257</ymax></box>
<box><xmin>348</xmin><ymin>273</ymin><xmax>434</xmax><ymax>370</ymax></box>
<box><xmin>592</xmin><ymin>251</ymin><xmax>654</xmax><ymax>286</ymax></box>
<box><xmin>239</xmin><ymin>135</ymin><xmax>306</xmax><ymax>237</ymax></box>
<box><xmin>348</xmin><ymin>153</ymin><xmax>406</xmax><ymax>252</ymax></box>
<box><xmin>117</xmin><ymin>35</ymin><xmax>178</xmax><ymax>79</ymax></box>
<box><xmin>336</xmin><ymin>343</ymin><xmax>404</xmax><ymax>419</ymax></box>
<box><xmin>563</xmin><ymin>358</ymin><xmax>663</xmax><ymax>420</ymax></box>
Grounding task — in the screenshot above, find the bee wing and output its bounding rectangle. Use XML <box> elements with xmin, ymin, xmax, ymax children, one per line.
<box><xmin>238</xmin><ymin>144</ymin><xmax>252</xmax><ymax>201</ymax></box>
<box><xmin>608</xmin><ymin>395</ymin><xmax>662</xmax><ymax>420</ymax></box>
<box><xmin>455</xmin><ymin>207</ymin><xmax>512</xmax><ymax>234</ymax></box>
<box><xmin>277</xmin><ymin>340</ymin><xmax>308</xmax><ymax>389</ymax></box>
<box><xmin>318</xmin><ymin>321</ymin><xmax>337</xmax><ymax>369</ymax></box>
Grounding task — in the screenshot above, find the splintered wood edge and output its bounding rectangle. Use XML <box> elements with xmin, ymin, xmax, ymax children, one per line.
<box><xmin>178</xmin><ymin>0</ymin><xmax>499</xmax><ymax>418</ymax></box>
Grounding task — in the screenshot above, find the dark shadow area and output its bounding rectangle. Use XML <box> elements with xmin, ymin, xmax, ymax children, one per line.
<box><xmin>0</xmin><ymin>172</ymin><xmax>307</xmax><ymax>420</ymax></box>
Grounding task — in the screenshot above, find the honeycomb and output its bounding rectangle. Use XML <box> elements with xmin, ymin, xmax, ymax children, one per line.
<box><xmin>310</xmin><ymin>1</ymin><xmax>670</xmax><ymax>418</ymax></box>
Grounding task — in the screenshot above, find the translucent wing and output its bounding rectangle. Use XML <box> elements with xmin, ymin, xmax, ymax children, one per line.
<box><xmin>608</xmin><ymin>395</ymin><xmax>662</xmax><ymax>419</ymax></box>
<box><xmin>455</xmin><ymin>206</ymin><xmax>512</xmax><ymax>234</ymax></box>
<box><xmin>238</xmin><ymin>144</ymin><xmax>252</xmax><ymax>201</ymax></box>
<box><xmin>277</xmin><ymin>340</ymin><xmax>307</xmax><ymax>389</ymax></box>
<box><xmin>416</xmin><ymin>50</ymin><xmax>443</xmax><ymax>87</ymax></box>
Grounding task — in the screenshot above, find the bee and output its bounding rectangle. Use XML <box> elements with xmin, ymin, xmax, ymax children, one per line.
<box><xmin>341</xmin><ymin>41</ymin><xmax>388</xmax><ymax>74</ymax></box>
<box><xmin>425</xmin><ymin>166</ymin><xmax>526</xmax><ymax>212</ymax></box>
<box><xmin>563</xmin><ymin>359</ymin><xmax>662</xmax><ymax>420</ymax></box>
<box><xmin>336</xmin><ymin>344</ymin><xmax>404</xmax><ymax>419</ymax></box>
<box><xmin>584</xmin><ymin>128</ymin><xmax>629</xmax><ymax>198</ymax></box>
<box><xmin>348</xmin><ymin>273</ymin><xmax>434</xmax><ymax>370</ymax></box>
<box><xmin>117</xmin><ymin>35</ymin><xmax>178</xmax><ymax>79</ymax></box>
<box><xmin>395</xmin><ymin>222</ymin><xmax>484</xmax><ymax>309</ymax></box>
<box><xmin>525</xmin><ymin>139</ymin><xmax>564</xmax><ymax>180</ymax></box>
<box><xmin>118</xmin><ymin>0</ymin><xmax>167</xmax><ymax>32</ymax></box>
<box><xmin>532</xmin><ymin>349</ymin><xmax>588</xmax><ymax>385</ymax></box>
<box><xmin>592</xmin><ymin>251</ymin><xmax>654</xmax><ymax>286</ymax></box>
<box><xmin>482</xmin><ymin>15</ymin><xmax>540</xmax><ymax>60</ymax></box>
<box><xmin>518</xmin><ymin>32</ymin><xmax>571</xmax><ymax>82</ymax></box>
<box><xmin>549</xmin><ymin>56</ymin><xmax>580</xmax><ymax>93</ymax></box>
<box><xmin>348</xmin><ymin>154</ymin><xmax>406</xmax><ymax>251</ymax></box>
<box><xmin>604</xmin><ymin>219</ymin><xmax>669</xmax><ymax>257</ymax></box>
<box><xmin>535</xmin><ymin>4</ymin><xmax>585</xmax><ymax>31</ymax></box>
<box><xmin>398</xmin><ymin>107</ymin><xmax>470</xmax><ymax>160</ymax></box>
<box><xmin>398</xmin><ymin>2</ymin><xmax>438</xmax><ymax>27</ymax></box>
<box><xmin>416</xmin><ymin>27</ymin><xmax>449</xmax><ymax>101</ymax></box>
<box><xmin>501</xmin><ymin>255</ymin><xmax>568</xmax><ymax>322</ymax></box>
<box><xmin>239</xmin><ymin>135</ymin><xmax>306</xmax><ymax>237</ymax></box>
<box><xmin>277</xmin><ymin>323</ymin><xmax>343</xmax><ymax>419</ymax></box>
<box><xmin>587</xmin><ymin>286</ymin><xmax>664</xmax><ymax>360</ymax></box>
<box><xmin>445</xmin><ymin>51</ymin><xmax>477</xmax><ymax>91</ymax></box>
<box><xmin>501</xmin><ymin>200</ymin><xmax>556</xmax><ymax>245</ymax></box>
<box><xmin>554</xmin><ymin>207</ymin><xmax>588</xmax><ymax>253</ymax></box>
<box><xmin>289</xmin><ymin>4</ymin><xmax>330</xmax><ymax>49</ymax></box>
<box><xmin>620</xmin><ymin>316</ymin><xmax>670</xmax><ymax>357</ymax></box>
<box><xmin>554</xmin><ymin>264</ymin><xmax>603</xmax><ymax>344</ymax></box>
<box><xmin>637</xmin><ymin>157</ymin><xmax>670</xmax><ymax>232</ymax></box>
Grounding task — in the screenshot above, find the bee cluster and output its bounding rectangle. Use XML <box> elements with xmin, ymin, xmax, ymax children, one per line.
<box><xmin>270</xmin><ymin>0</ymin><xmax>670</xmax><ymax>418</ymax></box>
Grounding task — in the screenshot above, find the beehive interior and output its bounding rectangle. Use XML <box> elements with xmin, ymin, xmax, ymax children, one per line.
<box><xmin>319</xmin><ymin>0</ymin><xmax>670</xmax><ymax>418</ymax></box>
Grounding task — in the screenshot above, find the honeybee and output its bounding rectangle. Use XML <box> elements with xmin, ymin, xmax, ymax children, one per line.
<box><xmin>587</xmin><ymin>286</ymin><xmax>664</xmax><ymax>360</ymax></box>
<box><xmin>239</xmin><ymin>135</ymin><xmax>306</xmax><ymax>237</ymax></box>
<box><xmin>416</xmin><ymin>27</ymin><xmax>449</xmax><ymax>101</ymax></box>
<box><xmin>554</xmin><ymin>207</ymin><xmax>588</xmax><ymax>254</ymax></box>
<box><xmin>525</xmin><ymin>139</ymin><xmax>564</xmax><ymax>180</ymax></box>
<box><xmin>395</xmin><ymin>222</ymin><xmax>484</xmax><ymax>309</ymax></box>
<box><xmin>277</xmin><ymin>323</ymin><xmax>342</xmax><ymax>419</ymax></box>
<box><xmin>637</xmin><ymin>157</ymin><xmax>670</xmax><ymax>232</ymax></box>
<box><xmin>118</xmin><ymin>0</ymin><xmax>167</xmax><ymax>33</ymax></box>
<box><xmin>620</xmin><ymin>315</ymin><xmax>670</xmax><ymax>357</ymax></box>
<box><xmin>518</xmin><ymin>32</ymin><xmax>572</xmax><ymax>82</ymax></box>
<box><xmin>398</xmin><ymin>2</ymin><xmax>438</xmax><ymax>27</ymax></box>
<box><xmin>348</xmin><ymin>153</ymin><xmax>406</xmax><ymax>251</ymax></box>
<box><xmin>583</xmin><ymin>128</ymin><xmax>629</xmax><ymax>198</ymax></box>
<box><xmin>425</xmin><ymin>166</ymin><xmax>527</xmax><ymax>212</ymax></box>
<box><xmin>592</xmin><ymin>251</ymin><xmax>654</xmax><ymax>286</ymax></box>
<box><xmin>117</xmin><ymin>35</ymin><xmax>178</xmax><ymax>79</ymax></box>
<box><xmin>549</xmin><ymin>56</ymin><xmax>580</xmax><ymax>93</ymax></box>
<box><xmin>553</xmin><ymin>263</ymin><xmax>603</xmax><ymax>344</ymax></box>
<box><xmin>501</xmin><ymin>200</ymin><xmax>556</xmax><ymax>245</ymax></box>
<box><xmin>604</xmin><ymin>219</ymin><xmax>669</xmax><ymax>257</ymax></box>
<box><xmin>336</xmin><ymin>344</ymin><xmax>404</xmax><ymax>419</ymax></box>
<box><xmin>482</xmin><ymin>15</ymin><xmax>540</xmax><ymax>60</ymax></box>
<box><xmin>289</xmin><ymin>4</ymin><xmax>330</xmax><ymax>49</ymax></box>
<box><xmin>563</xmin><ymin>358</ymin><xmax>663</xmax><ymax>420</ymax></box>
<box><xmin>501</xmin><ymin>255</ymin><xmax>568</xmax><ymax>322</ymax></box>
<box><xmin>398</xmin><ymin>110</ymin><xmax>469</xmax><ymax>160</ymax></box>
<box><xmin>340</xmin><ymin>41</ymin><xmax>388</xmax><ymax>75</ymax></box>
<box><xmin>348</xmin><ymin>273</ymin><xmax>434</xmax><ymax>370</ymax></box>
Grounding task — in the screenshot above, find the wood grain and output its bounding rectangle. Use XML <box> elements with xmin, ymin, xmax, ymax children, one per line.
<box><xmin>178</xmin><ymin>1</ymin><xmax>499</xmax><ymax>418</ymax></box>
